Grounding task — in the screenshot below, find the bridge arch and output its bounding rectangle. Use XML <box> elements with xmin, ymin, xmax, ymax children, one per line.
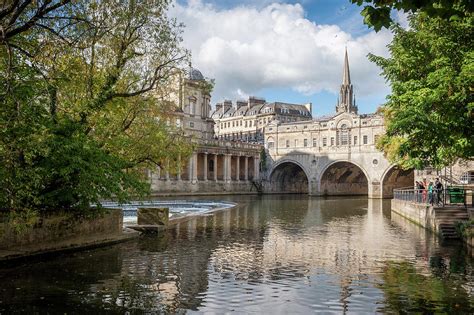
<box><xmin>319</xmin><ymin>160</ymin><xmax>369</xmax><ymax>196</ymax></box>
<box><xmin>381</xmin><ymin>165</ymin><xmax>414</xmax><ymax>198</ymax></box>
<box><xmin>268</xmin><ymin>160</ymin><xmax>309</xmax><ymax>194</ymax></box>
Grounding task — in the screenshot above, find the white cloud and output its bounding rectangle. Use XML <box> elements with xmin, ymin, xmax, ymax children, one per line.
<box><xmin>170</xmin><ymin>0</ymin><xmax>392</xmax><ymax>104</ymax></box>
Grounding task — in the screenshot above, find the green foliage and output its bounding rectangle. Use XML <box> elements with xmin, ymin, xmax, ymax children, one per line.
<box><xmin>351</xmin><ymin>0</ymin><xmax>473</xmax><ymax>31</ymax></box>
<box><xmin>371</xmin><ymin>13</ymin><xmax>474</xmax><ymax>169</ymax></box>
<box><xmin>0</xmin><ymin>1</ymin><xmax>192</xmax><ymax>213</ymax></box>
<box><xmin>260</xmin><ymin>148</ymin><xmax>267</xmax><ymax>172</ymax></box>
<box><xmin>456</xmin><ymin>219</ymin><xmax>474</xmax><ymax>237</ymax></box>
<box><xmin>7</xmin><ymin>209</ymin><xmax>39</xmax><ymax>235</ymax></box>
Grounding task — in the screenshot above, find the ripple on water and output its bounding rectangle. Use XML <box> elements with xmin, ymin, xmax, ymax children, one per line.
<box><xmin>0</xmin><ymin>196</ymin><xmax>472</xmax><ymax>314</ymax></box>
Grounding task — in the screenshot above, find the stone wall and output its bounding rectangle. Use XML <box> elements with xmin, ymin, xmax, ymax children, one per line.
<box><xmin>391</xmin><ymin>199</ymin><xmax>437</xmax><ymax>233</ymax></box>
<box><xmin>151</xmin><ymin>180</ymin><xmax>259</xmax><ymax>196</ymax></box>
<box><xmin>0</xmin><ymin>209</ymin><xmax>123</xmax><ymax>251</ymax></box>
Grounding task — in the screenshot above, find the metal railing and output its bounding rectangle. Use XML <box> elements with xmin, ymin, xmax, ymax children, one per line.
<box><xmin>393</xmin><ymin>186</ymin><xmax>473</xmax><ymax>207</ymax></box>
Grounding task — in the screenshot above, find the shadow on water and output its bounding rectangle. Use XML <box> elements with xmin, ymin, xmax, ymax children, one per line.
<box><xmin>0</xmin><ymin>195</ymin><xmax>472</xmax><ymax>313</ymax></box>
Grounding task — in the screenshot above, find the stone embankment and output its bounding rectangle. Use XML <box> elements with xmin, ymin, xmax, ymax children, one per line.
<box><xmin>0</xmin><ymin>209</ymin><xmax>138</xmax><ymax>262</ymax></box>
<box><xmin>391</xmin><ymin>199</ymin><xmax>472</xmax><ymax>244</ymax></box>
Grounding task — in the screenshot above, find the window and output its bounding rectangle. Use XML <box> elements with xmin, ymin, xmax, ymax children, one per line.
<box><xmin>304</xmin><ymin>139</ymin><xmax>308</xmax><ymax>147</ymax></box>
<box><xmin>337</xmin><ymin>124</ymin><xmax>349</xmax><ymax>146</ymax></box>
<box><xmin>221</xmin><ymin>123</ymin><xmax>223</xmax><ymax>128</ymax></box>
<box><xmin>249</xmin><ymin>121</ymin><xmax>252</xmax><ymax>127</ymax></box>
<box><xmin>190</xmin><ymin>122</ymin><xmax>194</xmax><ymax>128</ymax></box>
<box><xmin>268</xmin><ymin>141</ymin><xmax>274</xmax><ymax>149</ymax></box>
<box><xmin>313</xmin><ymin>138</ymin><xmax>317</xmax><ymax>147</ymax></box>
<box><xmin>330</xmin><ymin>137</ymin><xmax>334</xmax><ymax>146</ymax></box>
<box><xmin>353</xmin><ymin>136</ymin><xmax>357</xmax><ymax>145</ymax></box>
<box><xmin>363</xmin><ymin>135</ymin><xmax>368</xmax><ymax>144</ymax></box>
<box><xmin>232</xmin><ymin>121</ymin><xmax>235</xmax><ymax>127</ymax></box>
<box><xmin>322</xmin><ymin>137</ymin><xmax>327</xmax><ymax>146</ymax></box>
<box><xmin>245</xmin><ymin>121</ymin><xmax>248</xmax><ymax>127</ymax></box>
<box><xmin>286</xmin><ymin>140</ymin><xmax>290</xmax><ymax>148</ymax></box>
<box><xmin>294</xmin><ymin>139</ymin><xmax>298</xmax><ymax>147</ymax></box>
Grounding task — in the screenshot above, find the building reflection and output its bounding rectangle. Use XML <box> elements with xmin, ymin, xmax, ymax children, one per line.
<box><xmin>0</xmin><ymin>196</ymin><xmax>472</xmax><ymax>313</ymax></box>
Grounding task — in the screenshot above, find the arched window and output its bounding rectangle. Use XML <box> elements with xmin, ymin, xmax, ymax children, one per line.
<box><xmin>337</xmin><ymin>124</ymin><xmax>350</xmax><ymax>146</ymax></box>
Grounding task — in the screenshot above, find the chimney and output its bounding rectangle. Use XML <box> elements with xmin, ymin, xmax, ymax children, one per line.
<box><xmin>248</xmin><ymin>96</ymin><xmax>266</xmax><ymax>108</ymax></box>
<box><xmin>223</xmin><ymin>100</ymin><xmax>232</xmax><ymax>112</ymax></box>
<box><xmin>215</xmin><ymin>103</ymin><xmax>222</xmax><ymax>111</ymax></box>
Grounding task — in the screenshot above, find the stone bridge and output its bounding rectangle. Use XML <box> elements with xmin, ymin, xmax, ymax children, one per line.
<box><xmin>263</xmin><ymin>146</ymin><xmax>414</xmax><ymax>199</ymax></box>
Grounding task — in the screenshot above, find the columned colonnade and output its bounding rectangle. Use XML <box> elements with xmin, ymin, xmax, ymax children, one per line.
<box><xmin>153</xmin><ymin>152</ymin><xmax>260</xmax><ymax>183</ymax></box>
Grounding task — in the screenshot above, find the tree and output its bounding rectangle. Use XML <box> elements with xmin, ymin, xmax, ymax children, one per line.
<box><xmin>371</xmin><ymin>13</ymin><xmax>473</xmax><ymax>170</ymax></box>
<box><xmin>351</xmin><ymin>0</ymin><xmax>473</xmax><ymax>31</ymax></box>
<box><xmin>0</xmin><ymin>1</ymin><xmax>193</xmax><ymax>212</ymax></box>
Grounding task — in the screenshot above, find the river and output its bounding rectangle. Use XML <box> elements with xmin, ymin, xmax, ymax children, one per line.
<box><xmin>0</xmin><ymin>195</ymin><xmax>473</xmax><ymax>313</ymax></box>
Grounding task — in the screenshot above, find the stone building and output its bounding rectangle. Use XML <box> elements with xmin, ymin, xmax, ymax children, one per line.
<box><xmin>170</xmin><ymin>68</ymin><xmax>215</xmax><ymax>140</ymax></box>
<box><xmin>149</xmin><ymin>68</ymin><xmax>263</xmax><ymax>195</ymax></box>
<box><xmin>262</xmin><ymin>49</ymin><xmax>414</xmax><ymax>198</ymax></box>
<box><xmin>211</xmin><ymin>97</ymin><xmax>312</xmax><ymax>143</ymax></box>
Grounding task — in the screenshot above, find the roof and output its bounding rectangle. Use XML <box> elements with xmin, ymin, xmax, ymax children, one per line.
<box><xmin>188</xmin><ymin>68</ymin><xmax>204</xmax><ymax>81</ymax></box>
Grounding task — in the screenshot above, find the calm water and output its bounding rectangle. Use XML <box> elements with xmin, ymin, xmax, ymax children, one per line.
<box><xmin>1</xmin><ymin>195</ymin><xmax>473</xmax><ymax>314</ymax></box>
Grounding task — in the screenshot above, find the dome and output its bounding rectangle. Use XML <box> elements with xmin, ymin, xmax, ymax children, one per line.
<box><xmin>188</xmin><ymin>68</ymin><xmax>204</xmax><ymax>81</ymax></box>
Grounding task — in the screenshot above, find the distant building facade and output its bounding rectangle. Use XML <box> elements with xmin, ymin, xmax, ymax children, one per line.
<box><xmin>262</xmin><ymin>49</ymin><xmax>415</xmax><ymax>198</ymax></box>
<box><xmin>149</xmin><ymin>68</ymin><xmax>263</xmax><ymax>195</ymax></box>
<box><xmin>171</xmin><ymin>68</ymin><xmax>215</xmax><ymax>140</ymax></box>
<box><xmin>211</xmin><ymin>97</ymin><xmax>312</xmax><ymax>143</ymax></box>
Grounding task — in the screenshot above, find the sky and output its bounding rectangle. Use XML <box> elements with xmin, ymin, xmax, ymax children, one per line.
<box><xmin>170</xmin><ymin>0</ymin><xmax>401</xmax><ymax>116</ymax></box>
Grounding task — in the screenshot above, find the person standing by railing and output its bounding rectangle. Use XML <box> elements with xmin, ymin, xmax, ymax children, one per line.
<box><xmin>428</xmin><ymin>181</ymin><xmax>434</xmax><ymax>205</ymax></box>
<box><xmin>421</xmin><ymin>179</ymin><xmax>428</xmax><ymax>203</ymax></box>
<box><xmin>434</xmin><ymin>178</ymin><xmax>443</xmax><ymax>206</ymax></box>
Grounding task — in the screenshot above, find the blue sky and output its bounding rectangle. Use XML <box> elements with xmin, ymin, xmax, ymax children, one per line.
<box><xmin>172</xmin><ymin>0</ymin><xmax>394</xmax><ymax>116</ymax></box>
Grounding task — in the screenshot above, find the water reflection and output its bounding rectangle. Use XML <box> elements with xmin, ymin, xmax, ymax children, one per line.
<box><xmin>0</xmin><ymin>195</ymin><xmax>472</xmax><ymax>313</ymax></box>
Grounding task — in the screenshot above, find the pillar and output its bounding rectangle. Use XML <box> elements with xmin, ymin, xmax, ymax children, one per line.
<box><xmin>236</xmin><ymin>156</ymin><xmax>240</xmax><ymax>181</ymax></box>
<box><xmin>213</xmin><ymin>154</ymin><xmax>218</xmax><ymax>181</ymax></box>
<box><xmin>225</xmin><ymin>154</ymin><xmax>231</xmax><ymax>182</ymax></box>
<box><xmin>188</xmin><ymin>156</ymin><xmax>192</xmax><ymax>182</ymax></box>
<box><xmin>191</xmin><ymin>153</ymin><xmax>198</xmax><ymax>183</ymax></box>
<box><xmin>203</xmin><ymin>153</ymin><xmax>208</xmax><ymax>181</ymax></box>
<box><xmin>177</xmin><ymin>155</ymin><xmax>182</xmax><ymax>181</ymax></box>
<box><xmin>254</xmin><ymin>157</ymin><xmax>260</xmax><ymax>180</ymax></box>
<box><xmin>244</xmin><ymin>156</ymin><xmax>249</xmax><ymax>181</ymax></box>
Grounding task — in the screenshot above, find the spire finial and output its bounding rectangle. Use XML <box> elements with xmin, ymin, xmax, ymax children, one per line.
<box><xmin>342</xmin><ymin>47</ymin><xmax>351</xmax><ymax>85</ymax></box>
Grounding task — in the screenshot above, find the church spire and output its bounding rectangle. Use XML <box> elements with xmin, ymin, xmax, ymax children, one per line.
<box><xmin>336</xmin><ymin>48</ymin><xmax>358</xmax><ymax>114</ymax></box>
<box><xmin>342</xmin><ymin>47</ymin><xmax>351</xmax><ymax>85</ymax></box>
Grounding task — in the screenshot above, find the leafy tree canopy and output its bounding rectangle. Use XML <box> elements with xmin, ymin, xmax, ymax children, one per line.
<box><xmin>0</xmin><ymin>0</ymin><xmax>194</xmax><ymax>213</ymax></box>
<box><xmin>371</xmin><ymin>13</ymin><xmax>473</xmax><ymax>169</ymax></box>
<box><xmin>351</xmin><ymin>0</ymin><xmax>473</xmax><ymax>31</ymax></box>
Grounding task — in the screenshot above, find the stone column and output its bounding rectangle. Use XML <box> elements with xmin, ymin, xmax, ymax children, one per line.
<box><xmin>254</xmin><ymin>157</ymin><xmax>260</xmax><ymax>180</ymax></box>
<box><xmin>191</xmin><ymin>153</ymin><xmax>198</xmax><ymax>183</ymax></box>
<box><xmin>236</xmin><ymin>156</ymin><xmax>240</xmax><ymax>181</ymax></box>
<box><xmin>213</xmin><ymin>154</ymin><xmax>218</xmax><ymax>181</ymax></box>
<box><xmin>223</xmin><ymin>154</ymin><xmax>228</xmax><ymax>182</ymax></box>
<box><xmin>244</xmin><ymin>156</ymin><xmax>249</xmax><ymax>181</ymax></box>
<box><xmin>177</xmin><ymin>155</ymin><xmax>182</xmax><ymax>181</ymax></box>
<box><xmin>188</xmin><ymin>156</ymin><xmax>192</xmax><ymax>182</ymax></box>
<box><xmin>203</xmin><ymin>153</ymin><xmax>208</xmax><ymax>181</ymax></box>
